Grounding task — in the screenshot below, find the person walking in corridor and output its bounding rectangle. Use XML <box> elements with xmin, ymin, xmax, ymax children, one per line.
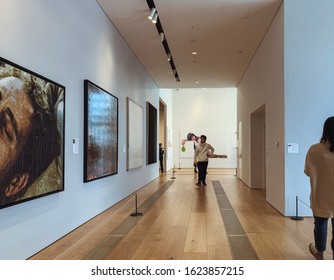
<box><xmin>304</xmin><ymin>116</ymin><xmax>334</xmax><ymax>260</ymax></box>
<box><xmin>159</xmin><ymin>143</ymin><xmax>164</xmax><ymax>172</ymax></box>
<box><xmin>194</xmin><ymin>135</ymin><xmax>214</xmax><ymax>187</ymax></box>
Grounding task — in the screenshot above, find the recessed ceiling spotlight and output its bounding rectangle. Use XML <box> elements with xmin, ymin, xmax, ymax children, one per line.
<box><xmin>195</xmin><ymin>81</ymin><xmax>199</xmax><ymax>84</ymax></box>
<box><xmin>192</xmin><ymin>51</ymin><xmax>197</xmax><ymax>55</ymax></box>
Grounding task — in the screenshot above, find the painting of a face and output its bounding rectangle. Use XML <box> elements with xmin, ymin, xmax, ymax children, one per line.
<box><xmin>0</xmin><ymin>77</ymin><xmax>34</xmax><ymax>181</ymax></box>
<box><xmin>0</xmin><ymin>56</ymin><xmax>65</xmax><ymax>209</ymax></box>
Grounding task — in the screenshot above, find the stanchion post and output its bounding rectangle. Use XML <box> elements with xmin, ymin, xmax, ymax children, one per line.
<box><xmin>130</xmin><ymin>193</ymin><xmax>143</xmax><ymax>216</ymax></box>
<box><xmin>171</xmin><ymin>164</ymin><xmax>176</xmax><ymax>179</ymax></box>
<box><xmin>291</xmin><ymin>195</ymin><xmax>304</xmax><ymax>220</ymax></box>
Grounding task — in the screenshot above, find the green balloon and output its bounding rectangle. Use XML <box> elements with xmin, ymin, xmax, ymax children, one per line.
<box><xmin>181</xmin><ymin>146</ymin><xmax>186</xmax><ymax>152</ymax></box>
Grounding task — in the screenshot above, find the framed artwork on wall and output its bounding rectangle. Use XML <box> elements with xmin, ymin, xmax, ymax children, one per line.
<box><xmin>84</xmin><ymin>80</ymin><xmax>118</xmax><ymax>182</ymax></box>
<box><xmin>146</xmin><ymin>102</ymin><xmax>157</xmax><ymax>165</ymax></box>
<box><xmin>126</xmin><ymin>97</ymin><xmax>143</xmax><ymax>171</ymax></box>
<box><xmin>0</xmin><ymin>56</ymin><xmax>65</xmax><ymax>209</ymax></box>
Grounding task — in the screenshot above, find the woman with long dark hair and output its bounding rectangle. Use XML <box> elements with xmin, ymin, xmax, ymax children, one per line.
<box><xmin>305</xmin><ymin>116</ymin><xmax>334</xmax><ymax>260</ymax></box>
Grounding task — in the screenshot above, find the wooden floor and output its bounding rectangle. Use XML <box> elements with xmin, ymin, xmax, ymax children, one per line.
<box><xmin>30</xmin><ymin>168</ymin><xmax>333</xmax><ymax>260</ymax></box>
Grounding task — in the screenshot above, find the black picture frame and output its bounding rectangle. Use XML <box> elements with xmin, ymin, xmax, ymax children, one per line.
<box><xmin>0</xmin><ymin>56</ymin><xmax>65</xmax><ymax>209</ymax></box>
<box><xmin>84</xmin><ymin>80</ymin><xmax>118</xmax><ymax>182</ymax></box>
<box><xmin>146</xmin><ymin>102</ymin><xmax>157</xmax><ymax>165</ymax></box>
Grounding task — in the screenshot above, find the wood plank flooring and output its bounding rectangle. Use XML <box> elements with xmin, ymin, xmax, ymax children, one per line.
<box><xmin>29</xmin><ymin>169</ymin><xmax>333</xmax><ymax>260</ymax></box>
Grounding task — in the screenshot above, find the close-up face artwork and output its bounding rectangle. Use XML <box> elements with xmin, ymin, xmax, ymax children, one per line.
<box><xmin>0</xmin><ymin>76</ymin><xmax>34</xmax><ymax>182</ymax></box>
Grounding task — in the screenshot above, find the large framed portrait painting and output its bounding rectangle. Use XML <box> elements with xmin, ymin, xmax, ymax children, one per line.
<box><xmin>84</xmin><ymin>80</ymin><xmax>118</xmax><ymax>182</ymax></box>
<box><xmin>0</xmin><ymin>56</ymin><xmax>65</xmax><ymax>209</ymax></box>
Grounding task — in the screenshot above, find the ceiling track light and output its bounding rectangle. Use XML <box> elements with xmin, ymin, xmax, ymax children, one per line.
<box><xmin>160</xmin><ymin>32</ymin><xmax>165</xmax><ymax>42</ymax></box>
<box><xmin>152</xmin><ymin>13</ymin><xmax>158</xmax><ymax>24</ymax></box>
<box><xmin>173</xmin><ymin>69</ymin><xmax>180</xmax><ymax>82</ymax></box>
<box><xmin>167</xmin><ymin>53</ymin><xmax>171</xmax><ymax>61</ymax></box>
<box><xmin>148</xmin><ymin>7</ymin><xmax>156</xmax><ymax>20</ymax></box>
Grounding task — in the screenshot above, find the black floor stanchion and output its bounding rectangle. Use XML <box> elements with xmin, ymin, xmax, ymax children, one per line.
<box><xmin>291</xmin><ymin>196</ymin><xmax>304</xmax><ymax>220</ymax></box>
<box><xmin>130</xmin><ymin>193</ymin><xmax>143</xmax><ymax>216</ymax></box>
<box><xmin>171</xmin><ymin>164</ymin><xmax>176</xmax><ymax>179</ymax></box>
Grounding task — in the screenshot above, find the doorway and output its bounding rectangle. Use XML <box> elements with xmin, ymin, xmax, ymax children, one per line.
<box><xmin>250</xmin><ymin>105</ymin><xmax>266</xmax><ymax>190</ymax></box>
<box><xmin>159</xmin><ymin>99</ymin><xmax>167</xmax><ymax>172</ymax></box>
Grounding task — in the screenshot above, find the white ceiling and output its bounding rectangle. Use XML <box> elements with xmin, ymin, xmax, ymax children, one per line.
<box><xmin>97</xmin><ymin>0</ymin><xmax>283</xmax><ymax>88</ymax></box>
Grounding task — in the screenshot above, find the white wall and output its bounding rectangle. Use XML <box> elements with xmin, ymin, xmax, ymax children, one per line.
<box><xmin>173</xmin><ymin>88</ymin><xmax>237</xmax><ymax>169</ymax></box>
<box><xmin>0</xmin><ymin>0</ymin><xmax>159</xmax><ymax>259</ymax></box>
<box><xmin>284</xmin><ymin>0</ymin><xmax>334</xmax><ymax>216</ymax></box>
<box><xmin>238</xmin><ymin>0</ymin><xmax>334</xmax><ymax>217</ymax></box>
<box><xmin>237</xmin><ymin>4</ymin><xmax>285</xmax><ymax>213</ymax></box>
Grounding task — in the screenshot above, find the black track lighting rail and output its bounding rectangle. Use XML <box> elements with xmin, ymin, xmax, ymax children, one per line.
<box><xmin>146</xmin><ymin>0</ymin><xmax>180</xmax><ymax>82</ymax></box>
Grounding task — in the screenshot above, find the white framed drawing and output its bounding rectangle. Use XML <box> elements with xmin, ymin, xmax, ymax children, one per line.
<box><xmin>126</xmin><ymin>97</ymin><xmax>143</xmax><ymax>170</ymax></box>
